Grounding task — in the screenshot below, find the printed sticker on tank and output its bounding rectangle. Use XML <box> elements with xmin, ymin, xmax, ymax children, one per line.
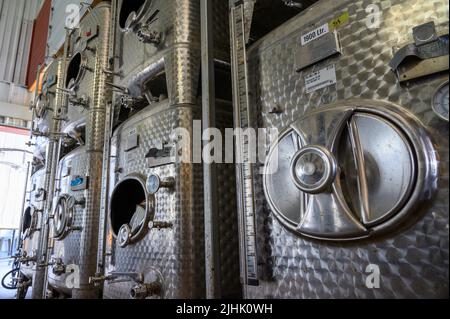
<box><xmin>304</xmin><ymin>65</ymin><xmax>337</xmax><ymax>94</ymax></box>
<box><xmin>301</xmin><ymin>23</ymin><xmax>329</xmax><ymax>46</ymax></box>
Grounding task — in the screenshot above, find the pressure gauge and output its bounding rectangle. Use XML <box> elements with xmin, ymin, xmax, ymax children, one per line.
<box><xmin>432</xmin><ymin>80</ymin><xmax>449</xmax><ymax>121</ymax></box>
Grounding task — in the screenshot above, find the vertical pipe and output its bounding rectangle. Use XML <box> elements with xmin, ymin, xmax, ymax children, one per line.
<box><xmin>32</xmin><ymin>24</ymin><xmax>70</xmax><ymax>298</ymax></box>
<box><xmin>97</xmin><ymin>0</ymin><xmax>117</xmax><ymax>285</ymax></box>
<box><xmin>72</xmin><ymin>4</ymin><xmax>111</xmax><ymax>299</ymax></box>
<box><xmin>32</xmin><ymin>135</ymin><xmax>54</xmax><ymax>299</ymax></box>
<box><xmin>201</xmin><ymin>0</ymin><xmax>221</xmax><ymax>299</ymax></box>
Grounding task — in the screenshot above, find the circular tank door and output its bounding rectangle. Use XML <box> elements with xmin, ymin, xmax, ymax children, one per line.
<box><xmin>21</xmin><ymin>207</ymin><xmax>33</xmax><ymax>238</ymax></box>
<box><xmin>53</xmin><ymin>194</ymin><xmax>76</xmax><ymax>240</ymax></box>
<box><xmin>263</xmin><ymin>100</ymin><xmax>438</xmax><ymax>241</ymax></box>
<box><xmin>118</xmin><ymin>0</ymin><xmax>152</xmax><ymax>32</ymax></box>
<box><xmin>65</xmin><ymin>52</ymin><xmax>84</xmax><ymax>90</ymax></box>
<box><xmin>109</xmin><ymin>175</ymin><xmax>155</xmax><ymax>248</ymax></box>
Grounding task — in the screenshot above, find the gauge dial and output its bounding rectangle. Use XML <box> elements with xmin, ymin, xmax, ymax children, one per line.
<box><xmin>432</xmin><ymin>80</ymin><xmax>449</xmax><ymax>121</ymax></box>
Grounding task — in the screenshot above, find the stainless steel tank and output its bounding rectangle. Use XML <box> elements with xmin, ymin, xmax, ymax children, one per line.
<box><xmin>23</xmin><ymin>58</ymin><xmax>66</xmax><ymax>299</ymax></box>
<box><xmin>98</xmin><ymin>0</ymin><xmax>241</xmax><ymax>299</ymax></box>
<box><xmin>110</xmin><ymin>0</ymin><xmax>229</xmax><ymax>111</ymax></box>
<box><xmin>45</xmin><ymin>2</ymin><xmax>112</xmax><ymax>299</ymax></box>
<box><xmin>101</xmin><ymin>100</ymin><xmax>240</xmax><ymax>299</ymax></box>
<box><xmin>33</xmin><ymin>61</ymin><xmax>60</xmax><ymax>137</ymax></box>
<box><xmin>47</xmin><ymin>146</ymin><xmax>89</xmax><ymax>298</ymax></box>
<box><xmin>19</xmin><ymin>169</ymin><xmax>46</xmax><ymax>281</ymax></box>
<box><xmin>240</xmin><ymin>0</ymin><xmax>449</xmax><ymax>298</ymax></box>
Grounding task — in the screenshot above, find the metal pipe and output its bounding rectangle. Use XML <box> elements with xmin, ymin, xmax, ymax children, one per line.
<box><xmin>72</xmin><ymin>4</ymin><xmax>112</xmax><ymax>298</ymax></box>
<box><xmin>97</xmin><ymin>0</ymin><xmax>118</xmax><ymax>288</ymax></box>
<box><xmin>201</xmin><ymin>0</ymin><xmax>221</xmax><ymax>299</ymax></box>
<box><xmin>32</xmin><ymin>56</ymin><xmax>67</xmax><ymax>299</ymax></box>
<box><xmin>127</xmin><ymin>57</ymin><xmax>165</xmax><ymax>98</ymax></box>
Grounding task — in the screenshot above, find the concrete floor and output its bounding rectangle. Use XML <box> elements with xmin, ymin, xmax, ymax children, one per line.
<box><xmin>0</xmin><ymin>259</ymin><xmax>31</xmax><ymax>299</ymax></box>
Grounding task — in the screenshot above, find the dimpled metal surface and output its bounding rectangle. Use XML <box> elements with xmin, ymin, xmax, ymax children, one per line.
<box><xmin>47</xmin><ymin>146</ymin><xmax>89</xmax><ymax>297</ymax></box>
<box><xmin>102</xmin><ymin>102</ymin><xmax>240</xmax><ymax>299</ymax></box>
<box><xmin>244</xmin><ymin>0</ymin><xmax>449</xmax><ymax>298</ymax></box>
<box><xmin>35</xmin><ymin>61</ymin><xmax>59</xmax><ymax>135</ymax></box>
<box><xmin>21</xmin><ymin>169</ymin><xmax>46</xmax><ymax>280</ymax></box>
<box><xmin>113</xmin><ymin>0</ymin><xmax>230</xmax><ymax>108</ymax></box>
<box><xmin>61</xmin><ymin>3</ymin><xmax>112</xmax><ymax>134</ymax></box>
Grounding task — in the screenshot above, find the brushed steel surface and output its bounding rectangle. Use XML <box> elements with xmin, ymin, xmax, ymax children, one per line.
<box><xmin>34</xmin><ymin>61</ymin><xmax>59</xmax><ymax>135</ymax></box>
<box><xmin>244</xmin><ymin>0</ymin><xmax>449</xmax><ymax>298</ymax></box>
<box><xmin>47</xmin><ymin>146</ymin><xmax>89</xmax><ymax>297</ymax></box>
<box><xmin>31</xmin><ymin>58</ymin><xmax>67</xmax><ymax>299</ymax></box>
<box><xmin>112</xmin><ymin>0</ymin><xmax>230</xmax><ymax>110</ymax></box>
<box><xmin>20</xmin><ymin>169</ymin><xmax>46</xmax><ymax>280</ymax></box>
<box><xmin>102</xmin><ymin>102</ymin><xmax>240</xmax><ymax>299</ymax></box>
<box><xmin>61</xmin><ymin>3</ymin><xmax>112</xmax><ymax>136</ymax></box>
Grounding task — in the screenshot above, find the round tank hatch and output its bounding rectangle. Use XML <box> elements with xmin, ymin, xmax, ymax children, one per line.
<box><xmin>22</xmin><ymin>207</ymin><xmax>32</xmax><ymax>238</ymax></box>
<box><xmin>119</xmin><ymin>0</ymin><xmax>151</xmax><ymax>31</ymax></box>
<box><xmin>263</xmin><ymin>101</ymin><xmax>437</xmax><ymax>241</ymax></box>
<box><xmin>53</xmin><ymin>194</ymin><xmax>76</xmax><ymax>240</ymax></box>
<box><xmin>65</xmin><ymin>52</ymin><xmax>83</xmax><ymax>89</ymax></box>
<box><xmin>109</xmin><ymin>175</ymin><xmax>155</xmax><ymax>247</ymax></box>
<box><xmin>35</xmin><ymin>93</ymin><xmax>49</xmax><ymax>119</ymax></box>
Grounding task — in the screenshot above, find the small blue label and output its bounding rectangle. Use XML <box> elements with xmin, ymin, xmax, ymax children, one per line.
<box><xmin>70</xmin><ymin>177</ymin><xmax>84</xmax><ymax>187</ymax></box>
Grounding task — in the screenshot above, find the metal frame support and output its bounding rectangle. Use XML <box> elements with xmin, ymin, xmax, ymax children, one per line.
<box><xmin>201</xmin><ymin>0</ymin><xmax>221</xmax><ymax>299</ymax></box>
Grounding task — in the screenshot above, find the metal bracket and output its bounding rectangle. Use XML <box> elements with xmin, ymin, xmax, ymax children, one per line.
<box><xmin>390</xmin><ymin>22</ymin><xmax>449</xmax><ymax>81</ymax></box>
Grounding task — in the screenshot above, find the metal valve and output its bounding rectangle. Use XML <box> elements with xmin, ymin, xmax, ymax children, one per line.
<box><xmin>146</xmin><ymin>174</ymin><xmax>175</xmax><ymax>195</ymax></box>
<box><xmin>120</xmin><ymin>95</ymin><xmax>145</xmax><ymax>109</ymax></box>
<box><xmin>19</xmin><ymin>251</ymin><xmax>37</xmax><ymax>265</ymax></box>
<box><xmin>69</xmin><ymin>94</ymin><xmax>89</xmax><ymax>108</ymax></box>
<box><xmin>51</xmin><ymin>258</ymin><xmax>66</xmax><ymax>276</ymax></box>
<box><xmin>137</xmin><ymin>27</ymin><xmax>161</xmax><ymax>45</ymax></box>
<box><xmin>31</xmin><ymin>130</ymin><xmax>49</xmax><ymax>138</ymax></box>
<box><xmin>130</xmin><ymin>282</ymin><xmax>162</xmax><ymax>299</ymax></box>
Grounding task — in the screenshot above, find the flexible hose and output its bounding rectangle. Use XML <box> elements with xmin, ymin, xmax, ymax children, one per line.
<box><xmin>1</xmin><ymin>268</ymin><xmax>20</xmax><ymax>290</ymax></box>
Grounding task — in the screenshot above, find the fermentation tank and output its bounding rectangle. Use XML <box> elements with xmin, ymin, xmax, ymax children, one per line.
<box><xmin>238</xmin><ymin>0</ymin><xmax>449</xmax><ymax>298</ymax></box>
<box><xmin>19</xmin><ymin>59</ymin><xmax>65</xmax><ymax>299</ymax></box>
<box><xmin>99</xmin><ymin>0</ymin><xmax>241</xmax><ymax>299</ymax></box>
<box><xmin>46</xmin><ymin>2</ymin><xmax>112</xmax><ymax>299</ymax></box>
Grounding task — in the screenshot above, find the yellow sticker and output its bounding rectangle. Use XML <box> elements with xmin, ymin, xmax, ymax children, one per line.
<box><xmin>329</xmin><ymin>12</ymin><xmax>349</xmax><ymax>31</ymax></box>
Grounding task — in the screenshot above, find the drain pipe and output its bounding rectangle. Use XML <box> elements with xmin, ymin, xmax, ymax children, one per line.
<box><xmin>72</xmin><ymin>5</ymin><xmax>112</xmax><ymax>299</ymax></box>
<box><xmin>201</xmin><ymin>0</ymin><xmax>221</xmax><ymax>299</ymax></box>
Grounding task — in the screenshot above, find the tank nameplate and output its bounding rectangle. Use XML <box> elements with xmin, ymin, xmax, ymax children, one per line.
<box><xmin>296</xmin><ymin>30</ymin><xmax>342</xmax><ymax>71</ymax></box>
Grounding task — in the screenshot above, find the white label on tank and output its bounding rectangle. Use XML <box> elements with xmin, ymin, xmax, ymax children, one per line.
<box><xmin>301</xmin><ymin>23</ymin><xmax>329</xmax><ymax>46</ymax></box>
<box><xmin>305</xmin><ymin>65</ymin><xmax>337</xmax><ymax>94</ymax></box>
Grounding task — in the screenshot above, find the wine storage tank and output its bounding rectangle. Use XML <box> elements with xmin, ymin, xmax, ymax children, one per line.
<box><xmin>98</xmin><ymin>0</ymin><xmax>241</xmax><ymax>299</ymax></box>
<box><xmin>238</xmin><ymin>0</ymin><xmax>449</xmax><ymax>298</ymax></box>
<box><xmin>46</xmin><ymin>2</ymin><xmax>112</xmax><ymax>299</ymax></box>
<box><xmin>100</xmin><ymin>101</ymin><xmax>240</xmax><ymax>299</ymax></box>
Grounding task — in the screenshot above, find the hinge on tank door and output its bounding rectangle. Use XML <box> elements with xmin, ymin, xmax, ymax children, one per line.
<box><xmin>390</xmin><ymin>22</ymin><xmax>449</xmax><ymax>82</ymax></box>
